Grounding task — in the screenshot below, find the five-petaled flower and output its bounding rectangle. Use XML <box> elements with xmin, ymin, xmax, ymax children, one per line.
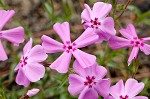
<box><xmin>81</xmin><ymin>2</ymin><xmax>116</xmax><ymax>42</ymax></box>
<box><xmin>41</xmin><ymin>22</ymin><xmax>99</xmax><ymax>73</ymax></box>
<box><xmin>68</xmin><ymin>61</ymin><xmax>110</xmax><ymax>99</ymax></box>
<box><xmin>109</xmin><ymin>24</ymin><xmax>150</xmax><ymax>66</ymax></box>
<box><xmin>14</xmin><ymin>38</ymin><xmax>48</xmax><ymax>87</ymax></box>
<box><xmin>0</xmin><ymin>10</ymin><xmax>24</xmax><ymax>61</ymax></box>
<box><xmin>108</xmin><ymin>78</ymin><xmax>148</xmax><ymax>99</ymax></box>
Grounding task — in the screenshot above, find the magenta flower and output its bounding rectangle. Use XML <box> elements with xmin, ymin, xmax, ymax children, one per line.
<box><xmin>109</xmin><ymin>78</ymin><xmax>148</xmax><ymax>99</ymax></box>
<box><xmin>81</xmin><ymin>2</ymin><xmax>116</xmax><ymax>42</ymax></box>
<box><xmin>109</xmin><ymin>24</ymin><xmax>150</xmax><ymax>65</ymax></box>
<box><xmin>14</xmin><ymin>38</ymin><xmax>48</xmax><ymax>87</ymax></box>
<box><xmin>0</xmin><ymin>10</ymin><xmax>24</xmax><ymax>61</ymax></box>
<box><xmin>68</xmin><ymin>61</ymin><xmax>110</xmax><ymax>99</ymax></box>
<box><xmin>41</xmin><ymin>22</ymin><xmax>99</xmax><ymax>73</ymax></box>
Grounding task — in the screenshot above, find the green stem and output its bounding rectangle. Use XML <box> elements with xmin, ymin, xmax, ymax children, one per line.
<box><xmin>132</xmin><ymin>58</ymin><xmax>139</xmax><ymax>78</ymax></box>
<box><xmin>116</xmin><ymin>20</ymin><xmax>123</xmax><ymax>28</ymax></box>
<box><xmin>116</xmin><ymin>0</ymin><xmax>134</xmax><ymax>20</ymax></box>
<box><xmin>112</xmin><ymin>1</ymin><xmax>117</xmax><ymax>19</ymax></box>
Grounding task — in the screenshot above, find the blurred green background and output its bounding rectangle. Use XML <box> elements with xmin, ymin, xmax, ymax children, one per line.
<box><xmin>0</xmin><ymin>0</ymin><xmax>150</xmax><ymax>99</ymax></box>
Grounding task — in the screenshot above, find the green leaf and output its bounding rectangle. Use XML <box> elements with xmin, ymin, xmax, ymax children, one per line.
<box><xmin>0</xmin><ymin>89</ymin><xmax>6</xmax><ymax>99</ymax></box>
<box><xmin>127</xmin><ymin>5</ymin><xmax>141</xmax><ymax>17</ymax></box>
<box><xmin>9</xmin><ymin>63</ymin><xmax>17</xmax><ymax>81</ymax></box>
<box><xmin>57</xmin><ymin>74</ymin><xmax>68</xmax><ymax>89</ymax></box>
<box><xmin>107</xmin><ymin>62</ymin><xmax>124</xmax><ymax>70</ymax></box>
<box><xmin>44</xmin><ymin>3</ymin><xmax>53</xmax><ymax>18</ymax></box>
<box><xmin>117</xmin><ymin>4</ymin><xmax>124</xmax><ymax>11</ymax></box>
<box><xmin>62</xmin><ymin>1</ymin><xmax>72</xmax><ymax>21</ymax></box>
<box><xmin>142</xmin><ymin>11</ymin><xmax>150</xmax><ymax>18</ymax></box>
<box><xmin>105</xmin><ymin>0</ymin><xmax>110</xmax><ymax>3</ymax></box>
<box><xmin>142</xmin><ymin>19</ymin><xmax>150</xmax><ymax>25</ymax></box>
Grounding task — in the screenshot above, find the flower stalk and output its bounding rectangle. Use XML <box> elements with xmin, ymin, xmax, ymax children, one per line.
<box><xmin>116</xmin><ymin>0</ymin><xmax>134</xmax><ymax>20</ymax></box>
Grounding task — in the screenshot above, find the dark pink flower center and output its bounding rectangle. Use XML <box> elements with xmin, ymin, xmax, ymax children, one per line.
<box><xmin>20</xmin><ymin>56</ymin><xmax>28</xmax><ymax>67</ymax></box>
<box><xmin>84</xmin><ymin>76</ymin><xmax>96</xmax><ymax>88</ymax></box>
<box><xmin>0</xmin><ymin>33</ymin><xmax>2</xmax><ymax>38</ymax></box>
<box><xmin>68</xmin><ymin>46</ymin><xmax>72</xmax><ymax>50</ymax></box>
<box><xmin>63</xmin><ymin>41</ymin><xmax>76</xmax><ymax>53</ymax></box>
<box><xmin>90</xmin><ymin>18</ymin><xmax>101</xmax><ymax>29</ymax></box>
<box><xmin>120</xmin><ymin>95</ymin><xmax>128</xmax><ymax>99</ymax></box>
<box><xmin>130</xmin><ymin>37</ymin><xmax>144</xmax><ymax>47</ymax></box>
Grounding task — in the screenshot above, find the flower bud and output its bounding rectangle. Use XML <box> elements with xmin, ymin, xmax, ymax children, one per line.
<box><xmin>26</xmin><ymin>88</ymin><xmax>40</xmax><ymax>97</ymax></box>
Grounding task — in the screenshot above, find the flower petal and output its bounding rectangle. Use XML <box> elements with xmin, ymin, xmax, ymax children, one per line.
<box><xmin>50</xmin><ymin>52</ymin><xmax>72</xmax><ymax>73</ymax></box>
<box><xmin>74</xmin><ymin>28</ymin><xmax>99</xmax><ymax>48</ymax></box>
<box><xmin>0</xmin><ymin>40</ymin><xmax>7</xmax><ymax>61</ymax></box>
<box><xmin>73</xmin><ymin>61</ymin><xmax>107</xmax><ymax>79</ymax></box>
<box><xmin>73</xmin><ymin>60</ymin><xmax>91</xmax><ymax>77</ymax></box>
<box><xmin>109</xmin><ymin>36</ymin><xmax>132</xmax><ymax>50</ymax></box>
<box><xmin>100</xmin><ymin>17</ymin><xmax>116</xmax><ymax>36</ymax></box>
<box><xmin>1</xmin><ymin>26</ymin><xmax>24</xmax><ymax>46</ymax></box>
<box><xmin>28</xmin><ymin>45</ymin><xmax>48</xmax><ymax>62</ymax></box>
<box><xmin>23</xmin><ymin>38</ymin><xmax>32</xmax><ymax>54</ymax></box>
<box><xmin>0</xmin><ymin>10</ymin><xmax>15</xmax><ymax>30</ymax></box>
<box><xmin>79</xmin><ymin>87</ymin><xmax>98</xmax><ymax>99</ymax></box>
<box><xmin>41</xmin><ymin>35</ymin><xmax>64</xmax><ymax>53</ymax></box>
<box><xmin>82</xmin><ymin>22</ymin><xmax>91</xmax><ymax>29</ymax></box>
<box><xmin>140</xmin><ymin>44</ymin><xmax>150</xmax><ymax>55</ymax></box>
<box><xmin>53</xmin><ymin>22</ymin><xmax>70</xmax><ymax>43</ymax></box>
<box><xmin>104</xmin><ymin>95</ymin><xmax>114</xmax><ymax>99</ymax></box>
<box><xmin>128</xmin><ymin>47</ymin><xmax>139</xmax><ymax>66</ymax></box>
<box><xmin>91</xmin><ymin>64</ymin><xmax>107</xmax><ymax>79</ymax></box>
<box><xmin>23</xmin><ymin>63</ymin><xmax>45</xmax><ymax>82</ymax></box>
<box><xmin>81</xmin><ymin>4</ymin><xmax>92</xmax><ymax>22</ymax></box>
<box><xmin>68</xmin><ymin>74</ymin><xmax>85</xmax><ymax>95</ymax></box>
<box><xmin>132</xmin><ymin>96</ymin><xmax>148</xmax><ymax>99</ymax></box>
<box><xmin>16</xmin><ymin>68</ymin><xmax>30</xmax><ymax>87</ymax></box>
<box><xmin>119</xmin><ymin>24</ymin><xmax>138</xmax><ymax>39</ymax></box>
<box><xmin>97</xmin><ymin>30</ymin><xmax>112</xmax><ymax>42</ymax></box>
<box><xmin>14</xmin><ymin>62</ymin><xmax>21</xmax><ymax>72</ymax></box>
<box><xmin>95</xmin><ymin>79</ymin><xmax>110</xmax><ymax>98</ymax></box>
<box><xmin>125</xmin><ymin>78</ymin><xmax>144</xmax><ymax>98</ymax></box>
<box><xmin>73</xmin><ymin>49</ymin><xmax>96</xmax><ymax>68</ymax></box>
<box><xmin>110</xmin><ymin>79</ymin><xmax>124</xmax><ymax>98</ymax></box>
<box><xmin>143</xmin><ymin>37</ymin><xmax>150</xmax><ymax>42</ymax></box>
<box><xmin>92</xmin><ymin>2</ymin><xmax>112</xmax><ymax>18</ymax></box>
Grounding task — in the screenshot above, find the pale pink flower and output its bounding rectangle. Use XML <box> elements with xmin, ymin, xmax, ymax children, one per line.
<box><xmin>109</xmin><ymin>24</ymin><xmax>150</xmax><ymax>66</ymax></box>
<box><xmin>41</xmin><ymin>22</ymin><xmax>99</xmax><ymax>73</ymax></box>
<box><xmin>68</xmin><ymin>61</ymin><xmax>110</xmax><ymax>99</ymax></box>
<box><xmin>0</xmin><ymin>10</ymin><xmax>24</xmax><ymax>61</ymax></box>
<box><xmin>26</xmin><ymin>88</ymin><xmax>40</xmax><ymax>97</ymax></box>
<box><xmin>109</xmin><ymin>78</ymin><xmax>148</xmax><ymax>99</ymax></box>
<box><xmin>14</xmin><ymin>38</ymin><xmax>48</xmax><ymax>87</ymax></box>
<box><xmin>81</xmin><ymin>2</ymin><xmax>116</xmax><ymax>42</ymax></box>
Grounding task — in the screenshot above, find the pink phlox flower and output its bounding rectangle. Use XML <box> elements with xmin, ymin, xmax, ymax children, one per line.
<box><xmin>41</xmin><ymin>22</ymin><xmax>99</xmax><ymax>73</ymax></box>
<box><xmin>109</xmin><ymin>78</ymin><xmax>148</xmax><ymax>99</ymax></box>
<box><xmin>81</xmin><ymin>2</ymin><xmax>116</xmax><ymax>42</ymax></box>
<box><xmin>26</xmin><ymin>88</ymin><xmax>40</xmax><ymax>97</ymax></box>
<box><xmin>0</xmin><ymin>10</ymin><xmax>24</xmax><ymax>61</ymax></box>
<box><xmin>14</xmin><ymin>38</ymin><xmax>48</xmax><ymax>87</ymax></box>
<box><xmin>109</xmin><ymin>24</ymin><xmax>150</xmax><ymax>66</ymax></box>
<box><xmin>68</xmin><ymin>61</ymin><xmax>110</xmax><ymax>99</ymax></box>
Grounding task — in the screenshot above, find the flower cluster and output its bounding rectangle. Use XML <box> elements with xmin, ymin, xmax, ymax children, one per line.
<box><xmin>0</xmin><ymin>1</ymin><xmax>149</xmax><ymax>99</ymax></box>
